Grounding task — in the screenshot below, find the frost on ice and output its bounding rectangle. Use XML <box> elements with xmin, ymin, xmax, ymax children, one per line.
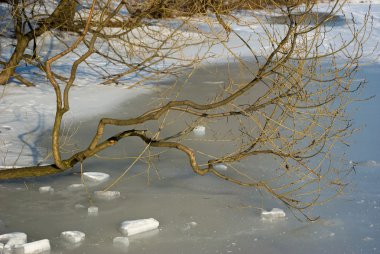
<box><xmin>14</xmin><ymin>239</ymin><xmax>51</xmax><ymax>254</ymax></box>
<box><xmin>94</xmin><ymin>190</ymin><xmax>120</xmax><ymax>200</ymax></box>
<box><xmin>82</xmin><ymin>172</ymin><xmax>110</xmax><ymax>184</ymax></box>
<box><xmin>60</xmin><ymin>231</ymin><xmax>85</xmax><ymax>244</ymax></box>
<box><xmin>193</xmin><ymin>126</ymin><xmax>206</xmax><ymax>136</ymax></box>
<box><xmin>119</xmin><ymin>218</ymin><xmax>159</xmax><ymax>236</ymax></box>
<box><xmin>38</xmin><ymin>186</ymin><xmax>54</xmax><ymax>194</ymax></box>
<box><xmin>261</xmin><ymin>208</ymin><xmax>286</xmax><ymax>220</ymax></box>
<box><xmin>113</xmin><ymin>237</ymin><xmax>129</xmax><ymax>250</ymax></box>
<box><xmin>0</xmin><ymin>232</ymin><xmax>27</xmax><ymax>252</ymax></box>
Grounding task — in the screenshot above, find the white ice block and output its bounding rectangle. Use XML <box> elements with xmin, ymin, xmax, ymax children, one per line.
<box><xmin>193</xmin><ymin>126</ymin><xmax>206</xmax><ymax>136</ymax></box>
<box><xmin>38</xmin><ymin>186</ymin><xmax>54</xmax><ymax>194</ymax></box>
<box><xmin>261</xmin><ymin>208</ymin><xmax>286</xmax><ymax>220</ymax></box>
<box><xmin>67</xmin><ymin>184</ymin><xmax>85</xmax><ymax>191</ymax></box>
<box><xmin>0</xmin><ymin>232</ymin><xmax>27</xmax><ymax>250</ymax></box>
<box><xmin>119</xmin><ymin>218</ymin><xmax>159</xmax><ymax>236</ymax></box>
<box><xmin>60</xmin><ymin>231</ymin><xmax>85</xmax><ymax>244</ymax></box>
<box><xmin>113</xmin><ymin>237</ymin><xmax>129</xmax><ymax>249</ymax></box>
<box><xmin>82</xmin><ymin>172</ymin><xmax>110</xmax><ymax>183</ymax></box>
<box><xmin>87</xmin><ymin>206</ymin><xmax>98</xmax><ymax>216</ymax></box>
<box><xmin>214</xmin><ymin>163</ymin><xmax>228</xmax><ymax>171</ymax></box>
<box><xmin>94</xmin><ymin>191</ymin><xmax>120</xmax><ymax>200</ymax></box>
<box><xmin>14</xmin><ymin>239</ymin><xmax>50</xmax><ymax>254</ymax></box>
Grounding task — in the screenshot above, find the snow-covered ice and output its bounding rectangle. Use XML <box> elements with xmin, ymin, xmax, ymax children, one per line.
<box><xmin>261</xmin><ymin>208</ymin><xmax>286</xmax><ymax>220</ymax></box>
<box><xmin>87</xmin><ymin>206</ymin><xmax>98</xmax><ymax>216</ymax></box>
<box><xmin>74</xmin><ymin>204</ymin><xmax>86</xmax><ymax>209</ymax></box>
<box><xmin>0</xmin><ymin>232</ymin><xmax>27</xmax><ymax>253</ymax></box>
<box><xmin>60</xmin><ymin>231</ymin><xmax>85</xmax><ymax>244</ymax></box>
<box><xmin>14</xmin><ymin>239</ymin><xmax>50</xmax><ymax>254</ymax></box>
<box><xmin>94</xmin><ymin>191</ymin><xmax>120</xmax><ymax>200</ymax></box>
<box><xmin>82</xmin><ymin>172</ymin><xmax>110</xmax><ymax>183</ymax></box>
<box><xmin>113</xmin><ymin>237</ymin><xmax>129</xmax><ymax>249</ymax></box>
<box><xmin>38</xmin><ymin>186</ymin><xmax>54</xmax><ymax>194</ymax></box>
<box><xmin>193</xmin><ymin>126</ymin><xmax>206</xmax><ymax>136</ymax></box>
<box><xmin>119</xmin><ymin>218</ymin><xmax>160</xmax><ymax>236</ymax></box>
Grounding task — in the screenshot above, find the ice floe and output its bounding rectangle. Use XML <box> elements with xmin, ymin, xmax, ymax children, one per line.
<box><xmin>182</xmin><ymin>221</ymin><xmax>198</xmax><ymax>231</ymax></box>
<box><xmin>113</xmin><ymin>237</ymin><xmax>129</xmax><ymax>250</ymax></box>
<box><xmin>60</xmin><ymin>231</ymin><xmax>85</xmax><ymax>244</ymax></box>
<box><xmin>261</xmin><ymin>208</ymin><xmax>286</xmax><ymax>220</ymax></box>
<box><xmin>82</xmin><ymin>172</ymin><xmax>110</xmax><ymax>183</ymax></box>
<box><xmin>38</xmin><ymin>186</ymin><xmax>54</xmax><ymax>194</ymax></box>
<box><xmin>94</xmin><ymin>191</ymin><xmax>120</xmax><ymax>200</ymax></box>
<box><xmin>214</xmin><ymin>164</ymin><xmax>228</xmax><ymax>171</ymax></box>
<box><xmin>14</xmin><ymin>239</ymin><xmax>50</xmax><ymax>254</ymax></box>
<box><xmin>67</xmin><ymin>184</ymin><xmax>85</xmax><ymax>191</ymax></box>
<box><xmin>119</xmin><ymin>218</ymin><xmax>159</xmax><ymax>236</ymax></box>
<box><xmin>87</xmin><ymin>206</ymin><xmax>98</xmax><ymax>216</ymax></box>
<box><xmin>193</xmin><ymin>126</ymin><xmax>206</xmax><ymax>136</ymax></box>
<box><xmin>0</xmin><ymin>232</ymin><xmax>27</xmax><ymax>252</ymax></box>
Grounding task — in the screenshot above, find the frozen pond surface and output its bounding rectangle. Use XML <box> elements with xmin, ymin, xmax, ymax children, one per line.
<box><xmin>0</xmin><ymin>63</ymin><xmax>379</xmax><ymax>254</ymax></box>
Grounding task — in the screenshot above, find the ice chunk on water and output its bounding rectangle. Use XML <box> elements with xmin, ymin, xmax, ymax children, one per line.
<box><xmin>0</xmin><ymin>232</ymin><xmax>27</xmax><ymax>251</ymax></box>
<box><xmin>182</xmin><ymin>221</ymin><xmax>198</xmax><ymax>231</ymax></box>
<box><xmin>60</xmin><ymin>231</ymin><xmax>85</xmax><ymax>244</ymax></box>
<box><xmin>193</xmin><ymin>126</ymin><xmax>206</xmax><ymax>136</ymax></box>
<box><xmin>261</xmin><ymin>208</ymin><xmax>286</xmax><ymax>220</ymax></box>
<box><xmin>14</xmin><ymin>239</ymin><xmax>50</xmax><ymax>254</ymax></box>
<box><xmin>119</xmin><ymin>218</ymin><xmax>159</xmax><ymax>236</ymax></box>
<box><xmin>214</xmin><ymin>164</ymin><xmax>228</xmax><ymax>171</ymax></box>
<box><xmin>38</xmin><ymin>186</ymin><xmax>54</xmax><ymax>194</ymax></box>
<box><xmin>113</xmin><ymin>237</ymin><xmax>129</xmax><ymax>250</ymax></box>
<box><xmin>67</xmin><ymin>184</ymin><xmax>85</xmax><ymax>191</ymax></box>
<box><xmin>87</xmin><ymin>206</ymin><xmax>98</xmax><ymax>216</ymax></box>
<box><xmin>94</xmin><ymin>191</ymin><xmax>120</xmax><ymax>200</ymax></box>
<box><xmin>82</xmin><ymin>172</ymin><xmax>110</xmax><ymax>183</ymax></box>
<box><xmin>74</xmin><ymin>204</ymin><xmax>86</xmax><ymax>209</ymax></box>
<box><xmin>0</xmin><ymin>243</ymin><xmax>4</xmax><ymax>252</ymax></box>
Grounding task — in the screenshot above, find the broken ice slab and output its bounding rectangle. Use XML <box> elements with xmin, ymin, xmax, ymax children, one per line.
<box><xmin>94</xmin><ymin>191</ymin><xmax>120</xmax><ymax>200</ymax></box>
<box><xmin>82</xmin><ymin>172</ymin><xmax>110</xmax><ymax>183</ymax></box>
<box><xmin>0</xmin><ymin>232</ymin><xmax>27</xmax><ymax>250</ymax></box>
<box><xmin>67</xmin><ymin>184</ymin><xmax>85</xmax><ymax>191</ymax></box>
<box><xmin>38</xmin><ymin>186</ymin><xmax>54</xmax><ymax>194</ymax></box>
<box><xmin>193</xmin><ymin>125</ymin><xmax>206</xmax><ymax>136</ymax></box>
<box><xmin>113</xmin><ymin>237</ymin><xmax>129</xmax><ymax>250</ymax></box>
<box><xmin>261</xmin><ymin>208</ymin><xmax>286</xmax><ymax>220</ymax></box>
<box><xmin>14</xmin><ymin>239</ymin><xmax>50</xmax><ymax>254</ymax></box>
<box><xmin>119</xmin><ymin>218</ymin><xmax>159</xmax><ymax>236</ymax></box>
<box><xmin>87</xmin><ymin>206</ymin><xmax>98</xmax><ymax>216</ymax></box>
<box><xmin>0</xmin><ymin>243</ymin><xmax>4</xmax><ymax>252</ymax></box>
<box><xmin>60</xmin><ymin>231</ymin><xmax>85</xmax><ymax>244</ymax></box>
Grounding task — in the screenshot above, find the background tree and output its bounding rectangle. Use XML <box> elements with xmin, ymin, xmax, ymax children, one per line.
<box><xmin>0</xmin><ymin>0</ymin><xmax>370</xmax><ymax>218</ymax></box>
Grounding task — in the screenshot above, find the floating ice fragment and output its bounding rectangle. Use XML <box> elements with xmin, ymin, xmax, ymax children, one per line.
<box><xmin>38</xmin><ymin>186</ymin><xmax>54</xmax><ymax>194</ymax></box>
<box><xmin>14</xmin><ymin>239</ymin><xmax>50</xmax><ymax>254</ymax></box>
<box><xmin>82</xmin><ymin>172</ymin><xmax>110</xmax><ymax>183</ymax></box>
<box><xmin>193</xmin><ymin>126</ymin><xmax>206</xmax><ymax>136</ymax></box>
<box><xmin>182</xmin><ymin>221</ymin><xmax>198</xmax><ymax>231</ymax></box>
<box><xmin>87</xmin><ymin>206</ymin><xmax>98</xmax><ymax>216</ymax></box>
<box><xmin>67</xmin><ymin>184</ymin><xmax>85</xmax><ymax>191</ymax></box>
<box><xmin>261</xmin><ymin>208</ymin><xmax>286</xmax><ymax>220</ymax></box>
<box><xmin>363</xmin><ymin>236</ymin><xmax>374</xmax><ymax>242</ymax></box>
<box><xmin>60</xmin><ymin>231</ymin><xmax>85</xmax><ymax>244</ymax></box>
<box><xmin>113</xmin><ymin>237</ymin><xmax>129</xmax><ymax>250</ymax></box>
<box><xmin>214</xmin><ymin>164</ymin><xmax>228</xmax><ymax>171</ymax></box>
<box><xmin>74</xmin><ymin>204</ymin><xmax>86</xmax><ymax>209</ymax></box>
<box><xmin>120</xmin><ymin>218</ymin><xmax>159</xmax><ymax>236</ymax></box>
<box><xmin>0</xmin><ymin>232</ymin><xmax>27</xmax><ymax>252</ymax></box>
<box><xmin>94</xmin><ymin>191</ymin><xmax>120</xmax><ymax>200</ymax></box>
